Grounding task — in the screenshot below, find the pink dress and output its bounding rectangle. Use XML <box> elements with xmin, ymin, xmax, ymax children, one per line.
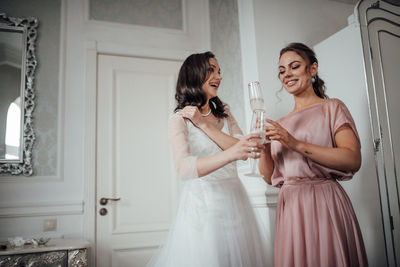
<box><xmin>271</xmin><ymin>98</ymin><xmax>368</xmax><ymax>267</ymax></box>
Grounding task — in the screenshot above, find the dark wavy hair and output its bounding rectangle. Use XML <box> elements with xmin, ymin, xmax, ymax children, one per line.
<box><xmin>174</xmin><ymin>51</ymin><xmax>228</xmax><ymax>118</ymax></box>
<box><xmin>279</xmin><ymin>42</ymin><xmax>328</xmax><ymax>99</ymax></box>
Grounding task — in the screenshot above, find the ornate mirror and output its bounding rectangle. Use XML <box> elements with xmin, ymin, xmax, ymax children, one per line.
<box><xmin>0</xmin><ymin>13</ymin><xmax>38</xmax><ymax>176</ymax></box>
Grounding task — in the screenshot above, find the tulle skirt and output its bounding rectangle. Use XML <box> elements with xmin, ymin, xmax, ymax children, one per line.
<box><xmin>147</xmin><ymin>177</ymin><xmax>268</xmax><ymax>267</ymax></box>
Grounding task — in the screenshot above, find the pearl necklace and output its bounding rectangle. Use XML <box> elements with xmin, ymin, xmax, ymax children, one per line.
<box><xmin>201</xmin><ymin>109</ymin><xmax>212</xmax><ymax>117</ymax></box>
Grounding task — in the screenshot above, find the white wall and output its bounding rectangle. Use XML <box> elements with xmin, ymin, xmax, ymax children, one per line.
<box><xmin>0</xmin><ymin>0</ymin><xmax>62</xmax><ymax>176</ymax></box>
<box><xmin>237</xmin><ymin>2</ymin><xmax>276</xmax><ymax>265</ymax></box>
<box><xmin>0</xmin><ymin>0</ymin><xmax>84</xmax><ymax>242</ymax></box>
<box><xmin>252</xmin><ymin>0</ymin><xmax>354</xmax><ymax>120</ymax></box>
<box><xmin>210</xmin><ymin>0</ymin><xmax>246</xmax><ymax>130</ymax></box>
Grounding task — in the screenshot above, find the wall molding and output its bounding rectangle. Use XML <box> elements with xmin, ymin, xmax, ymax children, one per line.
<box><xmin>84</xmin><ymin>0</ymin><xmax>188</xmax><ymax>34</ymax></box>
<box><xmin>237</xmin><ymin>0</ymin><xmax>259</xmax><ymax>131</ymax></box>
<box><xmin>266</xmin><ymin>184</ymin><xmax>279</xmax><ymax>208</ymax></box>
<box><xmin>237</xmin><ymin>164</ymin><xmax>279</xmax><ymax>208</ymax></box>
<box><xmin>248</xmin><ymin>189</ymin><xmax>279</xmax><ymax>208</ymax></box>
<box><xmin>0</xmin><ymin>200</ymin><xmax>83</xmax><ymax>218</ymax></box>
<box><xmin>82</xmin><ymin>0</ymin><xmax>210</xmax><ymax>55</ymax></box>
<box><xmin>95</xmin><ymin>42</ymin><xmax>191</xmax><ymax>61</ymax></box>
<box><xmin>83</xmin><ymin>47</ymin><xmax>97</xmax><ymax>266</ymax></box>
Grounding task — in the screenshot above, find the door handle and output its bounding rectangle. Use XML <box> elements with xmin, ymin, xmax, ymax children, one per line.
<box><xmin>100</xmin><ymin>197</ymin><xmax>121</xmax><ymax>205</ymax></box>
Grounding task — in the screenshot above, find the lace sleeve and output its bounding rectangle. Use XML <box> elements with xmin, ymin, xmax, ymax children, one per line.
<box><xmin>225</xmin><ymin>107</ymin><xmax>244</xmax><ymax>138</ymax></box>
<box><xmin>168</xmin><ymin>113</ymin><xmax>198</xmax><ymax>180</ymax></box>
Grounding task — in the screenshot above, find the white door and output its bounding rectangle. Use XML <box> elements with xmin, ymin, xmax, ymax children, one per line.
<box><xmin>96</xmin><ymin>54</ymin><xmax>182</xmax><ymax>267</ymax></box>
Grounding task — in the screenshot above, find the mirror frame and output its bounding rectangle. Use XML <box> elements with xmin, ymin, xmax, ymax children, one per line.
<box><xmin>0</xmin><ymin>13</ymin><xmax>38</xmax><ymax>176</ymax></box>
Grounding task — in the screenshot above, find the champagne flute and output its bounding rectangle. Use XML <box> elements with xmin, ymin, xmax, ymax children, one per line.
<box><xmin>245</xmin><ymin>110</ymin><xmax>266</xmax><ymax>177</ymax></box>
<box><xmin>248</xmin><ymin>81</ymin><xmax>265</xmax><ymax>111</ymax></box>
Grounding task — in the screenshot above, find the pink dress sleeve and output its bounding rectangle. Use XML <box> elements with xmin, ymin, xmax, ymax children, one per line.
<box><xmin>271</xmin><ymin>99</ymin><xmax>362</xmax><ymax>186</ymax></box>
<box><xmin>225</xmin><ymin>107</ymin><xmax>244</xmax><ymax>138</ymax></box>
<box><xmin>168</xmin><ymin>113</ymin><xmax>199</xmax><ymax>180</ymax></box>
<box><xmin>329</xmin><ymin>98</ymin><xmax>360</xmax><ymax>146</ymax></box>
<box><xmin>328</xmin><ymin>98</ymin><xmax>360</xmax><ymax>180</ymax></box>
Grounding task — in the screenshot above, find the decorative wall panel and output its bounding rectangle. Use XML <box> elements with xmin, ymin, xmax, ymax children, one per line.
<box><xmin>0</xmin><ymin>0</ymin><xmax>61</xmax><ymax>176</ymax></box>
<box><xmin>90</xmin><ymin>0</ymin><xmax>183</xmax><ymax>30</ymax></box>
<box><xmin>210</xmin><ymin>0</ymin><xmax>245</xmax><ymax>130</ymax></box>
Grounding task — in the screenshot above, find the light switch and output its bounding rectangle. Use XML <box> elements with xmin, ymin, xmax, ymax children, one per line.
<box><xmin>43</xmin><ymin>218</ymin><xmax>57</xmax><ymax>232</ymax></box>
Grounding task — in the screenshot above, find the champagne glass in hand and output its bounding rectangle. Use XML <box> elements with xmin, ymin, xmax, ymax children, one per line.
<box><xmin>245</xmin><ymin>110</ymin><xmax>266</xmax><ymax>177</ymax></box>
<box><xmin>248</xmin><ymin>81</ymin><xmax>265</xmax><ymax>111</ymax></box>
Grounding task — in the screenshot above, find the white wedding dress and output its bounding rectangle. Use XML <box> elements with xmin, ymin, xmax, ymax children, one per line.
<box><xmin>146</xmin><ymin>111</ymin><xmax>268</xmax><ymax>267</ymax></box>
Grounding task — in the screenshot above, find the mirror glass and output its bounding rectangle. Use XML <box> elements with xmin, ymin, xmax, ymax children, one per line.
<box><xmin>0</xmin><ymin>13</ymin><xmax>37</xmax><ymax>176</ymax></box>
<box><xmin>0</xmin><ymin>28</ymin><xmax>25</xmax><ymax>162</ymax></box>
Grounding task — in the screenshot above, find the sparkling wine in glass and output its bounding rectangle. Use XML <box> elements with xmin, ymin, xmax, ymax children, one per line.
<box><xmin>245</xmin><ymin>110</ymin><xmax>266</xmax><ymax>177</ymax></box>
<box><xmin>248</xmin><ymin>81</ymin><xmax>265</xmax><ymax>111</ymax></box>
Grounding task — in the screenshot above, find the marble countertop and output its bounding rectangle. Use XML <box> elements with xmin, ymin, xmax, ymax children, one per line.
<box><xmin>0</xmin><ymin>238</ymin><xmax>90</xmax><ymax>256</ymax></box>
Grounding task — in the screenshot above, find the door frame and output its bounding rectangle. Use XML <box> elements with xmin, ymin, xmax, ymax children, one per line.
<box><xmin>83</xmin><ymin>44</ymin><xmax>204</xmax><ymax>266</ymax></box>
<box><xmin>357</xmin><ymin>1</ymin><xmax>400</xmax><ymax>266</ymax></box>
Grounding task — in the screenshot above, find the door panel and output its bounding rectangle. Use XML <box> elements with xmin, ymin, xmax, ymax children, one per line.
<box><xmin>379</xmin><ymin>28</ymin><xmax>400</xmax><ymax>263</ymax></box>
<box><xmin>96</xmin><ymin>54</ymin><xmax>181</xmax><ymax>267</ymax></box>
<box><xmin>369</xmin><ymin>19</ymin><xmax>400</xmax><ymax>265</ymax></box>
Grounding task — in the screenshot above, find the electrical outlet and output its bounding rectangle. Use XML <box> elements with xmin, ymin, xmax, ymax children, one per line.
<box><xmin>43</xmin><ymin>218</ymin><xmax>57</xmax><ymax>232</ymax></box>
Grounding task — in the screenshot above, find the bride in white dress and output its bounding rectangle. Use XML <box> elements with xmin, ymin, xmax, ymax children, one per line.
<box><xmin>147</xmin><ymin>52</ymin><xmax>268</xmax><ymax>267</ymax></box>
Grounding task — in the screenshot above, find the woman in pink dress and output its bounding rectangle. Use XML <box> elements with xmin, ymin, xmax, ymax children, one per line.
<box><xmin>259</xmin><ymin>42</ymin><xmax>368</xmax><ymax>267</ymax></box>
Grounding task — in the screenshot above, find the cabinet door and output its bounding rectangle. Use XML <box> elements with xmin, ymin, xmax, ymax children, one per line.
<box><xmin>359</xmin><ymin>1</ymin><xmax>400</xmax><ymax>266</ymax></box>
<box><xmin>368</xmin><ymin>18</ymin><xmax>400</xmax><ymax>266</ymax></box>
<box><xmin>0</xmin><ymin>251</ymin><xmax>68</xmax><ymax>266</ymax></box>
<box><xmin>68</xmin><ymin>249</ymin><xmax>87</xmax><ymax>266</ymax></box>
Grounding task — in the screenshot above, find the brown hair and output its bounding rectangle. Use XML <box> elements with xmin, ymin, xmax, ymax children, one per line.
<box><xmin>279</xmin><ymin>42</ymin><xmax>328</xmax><ymax>99</ymax></box>
<box><xmin>174</xmin><ymin>51</ymin><xmax>227</xmax><ymax>118</ymax></box>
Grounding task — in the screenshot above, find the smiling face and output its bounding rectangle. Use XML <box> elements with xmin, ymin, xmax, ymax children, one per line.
<box><xmin>202</xmin><ymin>58</ymin><xmax>222</xmax><ymax>100</ymax></box>
<box><xmin>278</xmin><ymin>51</ymin><xmax>317</xmax><ymax>96</ymax></box>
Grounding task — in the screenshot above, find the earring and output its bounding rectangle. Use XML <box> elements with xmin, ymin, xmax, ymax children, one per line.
<box><xmin>311</xmin><ymin>76</ymin><xmax>316</xmax><ymax>83</ymax></box>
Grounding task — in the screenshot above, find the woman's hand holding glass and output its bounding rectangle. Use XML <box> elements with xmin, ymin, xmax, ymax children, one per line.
<box><xmin>228</xmin><ymin>134</ymin><xmax>263</xmax><ymax>161</ymax></box>
<box><xmin>245</xmin><ymin>110</ymin><xmax>268</xmax><ymax>176</ymax></box>
<box><xmin>265</xmin><ymin>119</ymin><xmax>298</xmax><ymax>150</ymax></box>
